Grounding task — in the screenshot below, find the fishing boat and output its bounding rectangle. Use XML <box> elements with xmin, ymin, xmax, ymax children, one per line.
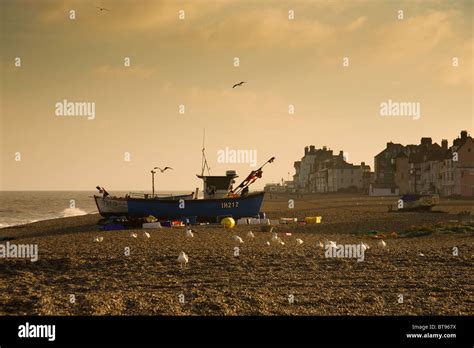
<box><xmin>93</xmin><ymin>131</ymin><xmax>275</xmax><ymax>222</ymax></box>
<box><xmin>127</xmin><ymin>173</ymin><xmax>267</xmax><ymax>222</ymax></box>
<box><xmin>397</xmin><ymin>193</ymin><xmax>440</xmax><ymax>212</ymax></box>
<box><xmin>94</xmin><ymin>189</ymin><xmax>194</xmax><ymax>217</ymax></box>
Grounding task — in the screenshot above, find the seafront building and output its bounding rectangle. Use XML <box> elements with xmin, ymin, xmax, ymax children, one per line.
<box><xmin>370</xmin><ymin>131</ymin><xmax>473</xmax><ymax>197</ymax></box>
<box><xmin>277</xmin><ymin>130</ymin><xmax>474</xmax><ymax>197</ymax></box>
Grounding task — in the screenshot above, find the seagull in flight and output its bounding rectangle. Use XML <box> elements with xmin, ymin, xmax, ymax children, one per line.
<box><xmin>232</xmin><ymin>81</ymin><xmax>246</xmax><ymax>88</ymax></box>
<box><xmin>154</xmin><ymin>166</ymin><xmax>173</xmax><ymax>173</ymax></box>
<box><xmin>96</xmin><ymin>6</ymin><xmax>110</xmax><ymax>12</ymax></box>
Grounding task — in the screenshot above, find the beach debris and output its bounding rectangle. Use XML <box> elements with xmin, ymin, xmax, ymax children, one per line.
<box><xmin>185</xmin><ymin>227</ymin><xmax>194</xmax><ymax>238</ymax></box>
<box><xmin>296</xmin><ymin>238</ymin><xmax>304</xmax><ymax>245</ymax></box>
<box><xmin>279</xmin><ymin>218</ymin><xmax>297</xmax><ymax>224</ymax></box>
<box><xmin>144</xmin><ymin>215</ymin><xmax>157</xmax><ymax>223</ymax></box>
<box><xmin>221</xmin><ymin>217</ymin><xmax>236</xmax><ymax>229</ymax></box>
<box><xmin>247</xmin><ymin>231</ymin><xmax>255</xmax><ymax>238</ymax></box>
<box><xmin>130</xmin><ymin>232</ymin><xmax>138</xmax><ymax>238</ymax></box>
<box><xmin>378</xmin><ymin>240</ymin><xmax>387</xmax><ymax>248</ymax></box>
<box><xmin>232</xmin><ymin>235</ymin><xmax>244</xmax><ymax>244</ymax></box>
<box><xmin>144</xmin><ymin>232</ymin><xmax>151</xmax><ymax>239</ymax></box>
<box><xmin>237</xmin><ymin>218</ymin><xmax>249</xmax><ymax>225</ymax></box>
<box><xmin>143</xmin><ymin>222</ymin><xmax>162</xmax><ymax>229</ymax></box>
<box><xmin>93</xmin><ymin>236</ymin><xmax>104</xmax><ymax>243</ymax></box>
<box><xmin>418</xmin><ymin>252</ymin><xmax>425</xmax><ymax>257</ymax></box>
<box><xmin>177</xmin><ymin>251</ymin><xmax>189</xmax><ymax>268</ymax></box>
<box><xmin>305</xmin><ymin>216</ymin><xmax>322</xmax><ymax>224</ymax></box>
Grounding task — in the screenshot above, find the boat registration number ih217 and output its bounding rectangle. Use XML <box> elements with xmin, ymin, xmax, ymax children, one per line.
<box><xmin>222</xmin><ymin>201</ymin><xmax>239</xmax><ymax>208</ymax></box>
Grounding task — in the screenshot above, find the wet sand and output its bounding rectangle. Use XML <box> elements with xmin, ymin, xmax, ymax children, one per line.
<box><xmin>0</xmin><ymin>194</ymin><xmax>473</xmax><ymax>315</ymax></box>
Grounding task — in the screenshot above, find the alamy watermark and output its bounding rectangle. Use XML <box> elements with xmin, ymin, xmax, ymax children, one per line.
<box><xmin>325</xmin><ymin>243</ymin><xmax>365</xmax><ymax>262</ymax></box>
<box><xmin>380</xmin><ymin>99</ymin><xmax>420</xmax><ymax>120</ymax></box>
<box><xmin>55</xmin><ymin>99</ymin><xmax>95</xmax><ymax>120</ymax></box>
<box><xmin>217</xmin><ymin>147</ymin><xmax>257</xmax><ymax>167</ymax></box>
<box><xmin>0</xmin><ymin>242</ymin><xmax>38</xmax><ymax>262</ymax></box>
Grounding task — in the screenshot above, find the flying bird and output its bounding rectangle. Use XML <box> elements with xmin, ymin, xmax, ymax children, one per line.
<box><xmin>318</xmin><ymin>241</ymin><xmax>324</xmax><ymax>248</ymax></box>
<box><xmin>296</xmin><ymin>238</ymin><xmax>304</xmax><ymax>245</ymax></box>
<box><xmin>144</xmin><ymin>232</ymin><xmax>151</xmax><ymax>239</ymax></box>
<box><xmin>178</xmin><ymin>251</ymin><xmax>189</xmax><ymax>268</ymax></box>
<box><xmin>130</xmin><ymin>232</ymin><xmax>137</xmax><ymax>238</ymax></box>
<box><xmin>93</xmin><ymin>236</ymin><xmax>104</xmax><ymax>243</ymax></box>
<box><xmin>232</xmin><ymin>81</ymin><xmax>246</xmax><ymax>88</ymax></box>
<box><xmin>378</xmin><ymin>240</ymin><xmax>387</xmax><ymax>248</ymax></box>
<box><xmin>265</xmin><ymin>241</ymin><xmax>271</xmax><ymax>246</ymax></box>
<box><xmin>359</xmin><ymin>242</ymin><xmax>370</xmax><ymax>252</ymax></box>
<box><xmin>96</xmin><ymin>6</ymin><xmax>110</xmax><ymax>12</ymax></box>
<box><xmin>247</xmin><ymin>231</ymin><xmax>255</xmax><ymax>238</ymax></box>
<box><xmin>154</xmin><ymin>166</ymin><xmax>173</xmax><ymax>173</ymax></box>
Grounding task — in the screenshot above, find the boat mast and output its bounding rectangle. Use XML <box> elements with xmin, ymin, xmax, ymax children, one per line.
<box><xmin>201</xmin><ymin>129</ymin><xmax>211</xmax><ymax>176</ymax></box>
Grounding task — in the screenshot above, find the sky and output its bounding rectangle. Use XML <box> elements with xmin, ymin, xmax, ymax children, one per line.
<box><xmin>0</xmin><ymin>0</ymin><xmax>472</xmax><ymax>191</ymax></box>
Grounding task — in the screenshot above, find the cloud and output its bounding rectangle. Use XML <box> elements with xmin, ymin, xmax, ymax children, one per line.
<box><xmin>93</xmin><ymin>64</ymin><xmax>156</xmax><ymax>79</ymax></box>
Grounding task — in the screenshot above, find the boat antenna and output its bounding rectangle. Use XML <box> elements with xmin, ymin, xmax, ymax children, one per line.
<box><xmin>201</xmin><ymin>129</ymin><xmax>211</xmax><ymax>176</ymax></box>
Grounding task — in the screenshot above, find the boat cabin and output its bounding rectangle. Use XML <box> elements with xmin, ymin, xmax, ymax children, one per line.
<box><xmin>197</xmin><ymin>170</ymin><xmax>238</xmax><ymax>199</ymax></box>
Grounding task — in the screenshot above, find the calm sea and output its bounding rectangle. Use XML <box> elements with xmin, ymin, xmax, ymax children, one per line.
<box><xmin>0</xmin><ymin>191</ymin><xmax>188</xmax><ymax>228</ymax></box>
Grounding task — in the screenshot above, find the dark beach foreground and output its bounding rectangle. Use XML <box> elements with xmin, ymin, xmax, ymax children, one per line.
<box><xmin>0</xmin><ymin>194</ymin><xmax>473</xmax><ymax>315</ymax></box>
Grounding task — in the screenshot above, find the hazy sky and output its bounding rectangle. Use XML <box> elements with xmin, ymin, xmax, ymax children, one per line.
<box><xmin>1</xmin><ymin>0</ymin><xmax>472</xmax><ymax>191</ymax></box>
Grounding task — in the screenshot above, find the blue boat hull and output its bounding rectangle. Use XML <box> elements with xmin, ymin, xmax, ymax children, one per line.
<box><xmin>127</xmin><ymin>192</ymin><xmax>265</xmax><ymax>223</ymax></box>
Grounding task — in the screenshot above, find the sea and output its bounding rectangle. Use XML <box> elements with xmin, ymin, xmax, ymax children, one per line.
<box><xmin>0</xmin><ymin>191</ymin><xmax>188</xmax><ymax>229</ymax></box>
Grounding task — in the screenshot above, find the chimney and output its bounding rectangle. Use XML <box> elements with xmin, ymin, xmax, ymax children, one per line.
<box><xmin>461</xmin><ymin>130</ymin><xmax>468</xmax><ymax>139</ymax></box>
<box><xmin>361</xmin><ymin>162</ymin><xmax>365</xmax><ymax>166</ymax></box>
<box><xmin>309</xmin><ymin>145</ymin><xmax>315</xmax><ymax>153</ymax></box>
<box><xmin>387</xmin><ymin>142</ymin><xmax>393</xmax><ymax>148</ymax></box>
<box><xmin>442</xmin><ymin>139</ymin><xmax>448</xmax><ymax>150</ymax></box>
<box><xmin>339</xmin><ymin>150</ymin><xmax>344</xmax><ymax>157</ymax></box>
<box><xmin>421</xmin><ymin>137</ymin><xmax>432</xmax><ymax>146</ymax></box>
<box><xmin>304</xmin><ymin>146</ymin><xmax>309</xmax><ymax>155</ymax></box>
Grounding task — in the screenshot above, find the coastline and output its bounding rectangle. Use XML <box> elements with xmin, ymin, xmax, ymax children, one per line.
<box><xmin>0</xmin><ymin>194</ymin><xmax>473</xmax><ymax>315</ymax></box>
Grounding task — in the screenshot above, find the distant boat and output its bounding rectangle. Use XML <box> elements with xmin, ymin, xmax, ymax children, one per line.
<box><xmin>397</xmin><ymin>193</ymin><xmax>440</xmax><ymax>211</ymax></box>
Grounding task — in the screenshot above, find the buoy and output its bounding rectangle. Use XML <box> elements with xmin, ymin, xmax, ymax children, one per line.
<box><xmin>221</xmin><ymin>217</ymin><xmax>236</xmax><ymax>229</ymax></box>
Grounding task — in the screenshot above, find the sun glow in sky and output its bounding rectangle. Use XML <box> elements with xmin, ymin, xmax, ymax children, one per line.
<box><xmin>1</xmin><ymin>0</ymin><xmax>472</xmax><ymax>191</ymax></box>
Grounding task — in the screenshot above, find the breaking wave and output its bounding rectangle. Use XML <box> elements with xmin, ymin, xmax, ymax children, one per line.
<box><xmin>59</xmin><ymin>208</ymin><xmax>89</xmax><ymax>218</ymax></box>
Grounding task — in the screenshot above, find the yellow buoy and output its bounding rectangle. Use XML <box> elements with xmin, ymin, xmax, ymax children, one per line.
<box><xmin>221</xmin><ymin>217</ymin><xmax>236</xmax><ymax>229</ymax></box>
